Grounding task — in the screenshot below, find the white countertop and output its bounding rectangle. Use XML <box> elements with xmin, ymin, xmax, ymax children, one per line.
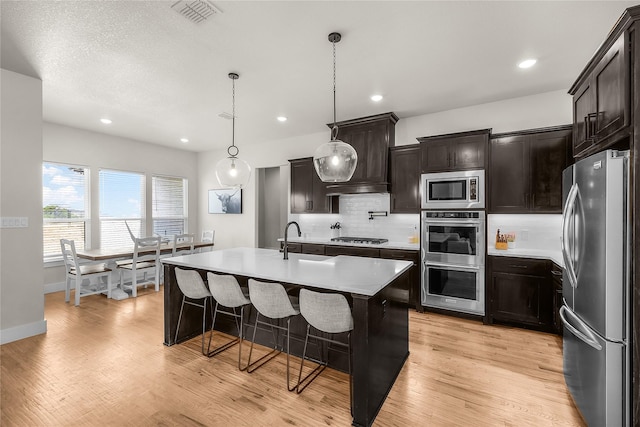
<box><xmin>277</xmin><ymin>236</ymin><xmax>419</xmax><ymax>251</ymax></box>
<box><xmin>162</xmin><ymin>247</ymin><xmax>413</xmax><ymax>296</ymax></box>
<box><xmin>487</xmin><ymin>247</ymin><xmax>564</xmax><ymax>268</ymax></box>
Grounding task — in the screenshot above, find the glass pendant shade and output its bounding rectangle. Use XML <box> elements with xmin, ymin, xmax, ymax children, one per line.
<box><xmin>314</xmin><ymin>32</ymin><xmax>358</xmax><ymax>183</ymax></box>
<box><xmin>215</xmin><ymin>156</ymin><xmax>251</xmax><ymax>189</ymax></box>
<box><xmin>313</xmin><ymin>138</ymin><xmax>358</xmax><ymax>182</ymax></box>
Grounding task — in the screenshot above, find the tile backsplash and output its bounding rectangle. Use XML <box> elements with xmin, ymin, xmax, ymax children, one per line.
<box><xmin>289</xmin><ymin>193</ymin><xmax>419</xmax><ymax>243</ymax></box>
<box><xmin>488</xmin><ymin>214</ymin><xmax>562</xmax><ymax>251</ymax></box>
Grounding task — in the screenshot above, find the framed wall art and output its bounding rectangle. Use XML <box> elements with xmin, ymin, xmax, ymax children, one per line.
<box><xmin>208</xmin><ymin>189</ymin><xmax>242</xmax><ymax>214</ymax></box>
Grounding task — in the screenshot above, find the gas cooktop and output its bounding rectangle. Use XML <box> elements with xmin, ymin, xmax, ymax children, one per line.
<box><xmin>330</xmin><ymin>237</ymin><xmax>389</xmax><ymax>245</ymax></box>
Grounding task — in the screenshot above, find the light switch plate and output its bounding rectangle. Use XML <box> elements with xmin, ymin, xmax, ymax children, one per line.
<box><xmin>1</xmin><ymin>217</ymin><xmax>29</xmax><ymax>228</ymax></box>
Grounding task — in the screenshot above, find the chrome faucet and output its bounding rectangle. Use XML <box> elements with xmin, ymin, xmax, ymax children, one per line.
<box><xmin>283</xmin><ymin>221</ymin><xmax>301</xmax><ymax>260</ymax></box>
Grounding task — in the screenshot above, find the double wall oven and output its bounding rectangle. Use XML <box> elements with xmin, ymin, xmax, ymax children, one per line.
<box><xmin>421</xmin><ymin>169</ymin><xmax>486</xmax><ymax>316</ymax></box>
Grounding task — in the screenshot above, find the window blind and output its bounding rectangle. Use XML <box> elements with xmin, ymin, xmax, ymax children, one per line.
<box><xmin>152</xmin><ymin>175</ymin><xmax>187</xmax><ymax>237</ymax></box>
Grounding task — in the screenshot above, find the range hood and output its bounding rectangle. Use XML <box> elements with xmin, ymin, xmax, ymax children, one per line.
<box><xmin>324</xmin><ymin>112</ymin><xmax>398</xmax><ymax>195</ymax></box>
<box><xmin>325</xmin><ymin>182</ymin><xmax>389</xmax><ymax>195</ymax></box>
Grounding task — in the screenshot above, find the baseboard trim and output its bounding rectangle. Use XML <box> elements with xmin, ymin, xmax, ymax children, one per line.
<box><xmin>0</xmin><ymin>319</ymin><xmax>47</xmax><ymax>345</ymax></box>
<box><xmin>44</xmin><ymin>281</ymin><xmax>66</xmax><ymax>294</ymax></box>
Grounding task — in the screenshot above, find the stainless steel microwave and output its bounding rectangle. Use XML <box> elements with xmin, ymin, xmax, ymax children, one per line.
<box><xmin>421</xmin><ymin>169</ymin><xmax>485</xmax><ymax>210</ymax></box>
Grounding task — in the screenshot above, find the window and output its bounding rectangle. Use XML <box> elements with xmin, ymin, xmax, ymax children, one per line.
<box><xmin>152</xmin><ymin>175</ymin><xmax>187</xmax><ymax>238</ymax></box>
<box><xmin>42</xmin><ymin>162</ymin><xmax>89</xmax><ymax>260</ymax></box>
<box><xmin>99</xmin><ymin>169</ymin><xmax>144</xmax><ymax>249</ymax></box>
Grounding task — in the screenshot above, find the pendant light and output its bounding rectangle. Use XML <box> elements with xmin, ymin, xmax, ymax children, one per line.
<box><xmin>313</xmin><ymin>32</ymin><xmax>358</xmax><ymax>183</ymax></box>
<box><xmin>215</xmin><ymin>72</ymin><xmax>251</xmax><ymax>189</ymax></box>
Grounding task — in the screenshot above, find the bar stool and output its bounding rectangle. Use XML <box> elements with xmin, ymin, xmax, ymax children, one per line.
<box><xmin>246</xmin><ymin>279</ymin><xmax>300</xmax><ymax>391</ymax></box>
<box><xmin>206</xmin><ymin>272</ymin><xmax>251</xmax><ymax>370</ymax></box>
<box><xmin>296</xmin><ymin>288</ymin><xmax>354</xmax><ymax>411</ymax></box>
<box><xmin>174</xmin><ymin>267</ymin><xmax>212</xmax><ymax>355</ymax></box>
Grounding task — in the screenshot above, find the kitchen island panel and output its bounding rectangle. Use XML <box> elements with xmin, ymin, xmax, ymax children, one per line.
<box><xmin>162</xmin><ymin>248</ymin><xmax>412</xmax><ymax>427</ymax></box>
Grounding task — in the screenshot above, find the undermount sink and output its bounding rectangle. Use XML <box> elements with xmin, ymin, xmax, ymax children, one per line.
<box><xmin>296</xmin><ymin>255</ymin><xmax>336</xmax><ymax>264</ymax></box>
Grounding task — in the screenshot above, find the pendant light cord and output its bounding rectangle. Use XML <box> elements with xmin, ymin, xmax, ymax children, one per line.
<box><xmin>331</xmin><ymin>38</ymin><xmax>338</xmax><ymax>140</ymax></box>
<box><xmin>232</xmin><ymin>77</ymin><xmax>236</xmax><ymax>151</ymax></box>
<box><xmin>228</xmin><ymin>73</ymin><xmax>239</xmax><ymax>158</ymax></box>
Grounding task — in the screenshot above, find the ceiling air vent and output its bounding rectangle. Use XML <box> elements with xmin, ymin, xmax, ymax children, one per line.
<box><xmin>170</xmin><ymin>0</ymin><xmax>221</xmax><ymax>24</ymax></box>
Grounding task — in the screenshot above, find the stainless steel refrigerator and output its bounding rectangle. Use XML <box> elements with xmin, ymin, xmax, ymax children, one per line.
<box><xmin>561</xmin><ymin>149</ymin><xmax>631</xmax><ymax>426</ymax></box>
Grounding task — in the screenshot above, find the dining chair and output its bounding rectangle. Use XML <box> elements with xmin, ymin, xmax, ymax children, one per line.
<box><xmin>246</xmin><ymin>279</ymin><xmax>300</xmax><ymax>391</ymax></box>
<box><xmin>172</xmin><ymin>233</ymin><xmax>195</xmax><ymax>257</ymax></box>
<box><xmin>202</xmin><ymin>230</ymin><xmax>215</xmax><ymax>243</ymax></box>
<box><xmin>116</xmin><ymin>236</ymin><xmax>161</xmax><ymax>298</ymax></box>
<box><xmin>206</xmin><ymin>272</ymin><xmax>251</xmax><ymax>369</ymax></box>
<box><xmin>199</xmin><ymin>230</ymin><xmax>215</xmax><ymax>253</ymax></box>
<box><xmin>60</xmin><ymin>239</ymin><xmax>112</xmax><ymax>306</ymax></box>
<box><xmin>174</xmin><ymin>267</ymin><xmax>213</xmax><ymax>355</ymax></box>
<box><xmin>296</xmin><ymin>288</ymin><xmax>354</xmax><ymax>413</ymax></box>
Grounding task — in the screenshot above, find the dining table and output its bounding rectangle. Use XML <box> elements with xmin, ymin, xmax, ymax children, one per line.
<box><xmin>76</xmin><ymin>241</ymin><xmax>214</xmax><ymax>299</ymax></box>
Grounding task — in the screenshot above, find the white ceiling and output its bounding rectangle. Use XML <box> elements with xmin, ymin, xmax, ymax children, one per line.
<box><xmin>1</xmin><ymin>1</ymin><xmax>637</xmax><ymax>153</ymax></box>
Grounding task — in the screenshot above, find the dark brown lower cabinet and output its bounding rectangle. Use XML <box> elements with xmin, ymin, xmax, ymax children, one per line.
<box><xmin>487</xmin><ymin>256</ymin><xmax>554</xmax><ymax>332</ymax></box>
<box><xmin>283</xmin><ymin>242</ymin><xmax>301</xmax><ymax>253</ymax></box>
<box><xmin>324</xmin><ymin>245</ymin><xmax>380</xmax><ymax>258</ymax></box>
<box><xmin>551</xmin><ymin>262</ymin><xmax>563</xmax><ymax>335</ymax></box>
<box><xmin>300</xmin><ymin>243</ymin><xmax>325</xmax><ymax>255</ymax></box>
<box><xmin>379</xmin><ymin>249</ymin><xmax>420</xmax><ymax>311</ymax></box>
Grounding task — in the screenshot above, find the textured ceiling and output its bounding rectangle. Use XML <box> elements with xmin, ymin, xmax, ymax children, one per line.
<box><xmin>1</xmin><ymin>1</ymin><xmax>637</xmax><ymax>152</ymax></box>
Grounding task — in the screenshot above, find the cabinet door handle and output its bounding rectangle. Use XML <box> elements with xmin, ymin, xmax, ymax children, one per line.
<box><xmin>587</xmin><ymin>113</ymin><xmax>598</xmax><ymax>140</ymax></box>
<box><xmin>508</xmin><ymin>264</ymin><xmax>529</xmax><ymax>269</ymax></box>
<box><xmin>453</xmin><ymin>151</ymin><xmax>457</xmax><ymax>165</ymax></box>
<box><xmin>585</xmin><ymin>113</ymin><xmax>598</xmax><ymax>142</ymax></box>
<box><xmin>584</xmin><ymin>115</ymin><xmax>590</xmax><ymax>139</ymax></box>
<box><xmin>551</xmin><ymin>270</ymin><xmax>563</xmax><ymax>276</ymax></box>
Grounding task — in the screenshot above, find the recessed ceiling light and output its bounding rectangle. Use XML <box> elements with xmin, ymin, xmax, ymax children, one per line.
<box><xmin>370</xmin><ymin>94</ymin><xmax>383</xmax><ymax>102</ymax></box>
<box><xmin>277</xmin><ymin>116</ymin><xmax>287</xmax><ymax>122</ymax></box>
<box><xmin>100</xmin><ymin>118</ymin><xmax>112</xmax><ymax>124</ymax></box>
<box><xmin>518</xmin><ymin>59</ymin><xmax>537</xmax><ymax>69</ymax></box>
<box><xmin>180</xmin><ymin>138</ymin><xmax>189</xmax><ymax>143</ymax></box>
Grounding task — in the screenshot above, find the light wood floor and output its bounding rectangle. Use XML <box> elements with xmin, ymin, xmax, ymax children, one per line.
<box><xmin>1</xmin><ymin>289</ymin><xmax>585</xmax><ymax>426</ymax></box>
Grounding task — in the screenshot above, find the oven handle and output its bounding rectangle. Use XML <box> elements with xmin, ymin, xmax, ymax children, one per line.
<box><xmin>423</xmin><ymin>220</ymin><xmax>483</xmax><ymax>227</ymax></box>
<box><xmin>423</xmin><ymin>261</ymin><xmax>482</xmax><ymax>271</ymax></box>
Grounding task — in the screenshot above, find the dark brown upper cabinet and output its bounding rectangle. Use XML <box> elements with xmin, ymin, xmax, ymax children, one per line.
<box><xmin>325</xmin><ymin>112</ymin><xmax>399</xmax><ymax>195</ymax></box>
<box><xmin>289</xmin><ymin>157</ymin><xmax>338</xmax><ymax>214</ymax></box>
<box><xmin>389</xmin><ymin>144</ymin><xmax>420</xmax><ymax>213</ymax></box>
<box><xmin>570</xmin><ymin>32</ymin><xmax>630</xmax><ymax>158</ymax></box>
<box><xmin>417</xmin><ymin>129</ymin><xmax>490</xmax><ymax>173</ymax></box>
<box><xmin>489</xmin><ymin>125</ymin><xmax>572</xmax><ymax>214</ymax></box>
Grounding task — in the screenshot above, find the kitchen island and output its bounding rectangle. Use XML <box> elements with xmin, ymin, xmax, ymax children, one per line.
<box><xmin>162</xmin><ymin>247</ymin><xmax>413</xmax><ymax>427</ymax></box>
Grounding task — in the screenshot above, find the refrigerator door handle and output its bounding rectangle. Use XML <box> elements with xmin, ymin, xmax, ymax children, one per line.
<box><xmin>560</xmin><ymin>305</ymin><xmax>603</xmax><ymax>351</ymax></box>
<box><xmin>562</xmin><ymin>183</ymin><xmax>579</xmax><ymax>289</ymax></box>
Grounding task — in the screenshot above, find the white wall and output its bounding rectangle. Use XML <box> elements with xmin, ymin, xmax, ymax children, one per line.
<box><xmin>198</xmin><ymin>130</ymin><xmax>327</xmax><ymax>249</ymax></box>
<box><xmin>43</xmin><ymin>122</ymin><xmax>199</xmax><ymax>287</ymax></box>
<box><xmin>395</xmin><ymin>89</ymin><xmax>572</xmax><ymax>146</ymax></box>
<box><xmin>198</xmin><ymin>89</ymin><xmax>572</xmax><ymax>246</ymax></box>
<box><xmin>1</xmin><ymin>69</ymin><xmax>47</xmax><ymax>344</ymax></box>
